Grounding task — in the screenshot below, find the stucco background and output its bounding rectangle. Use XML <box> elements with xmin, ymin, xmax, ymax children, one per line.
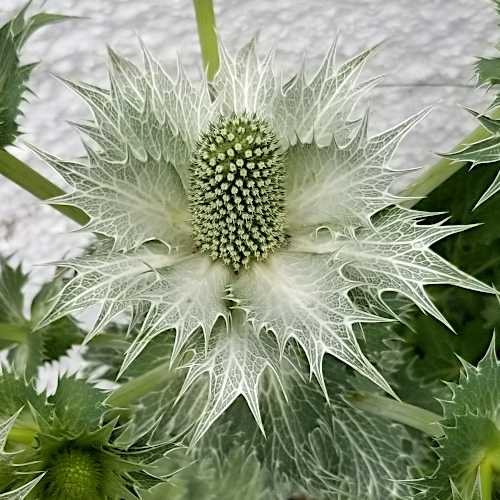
<box><xmin>0</xmin><ymin>0</ymin><xmax>498</xmax><ymax>300</ymax></box>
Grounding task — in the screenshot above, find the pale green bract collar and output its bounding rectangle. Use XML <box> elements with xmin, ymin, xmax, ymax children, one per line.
<box><xmin>33</xmin><ymin>38</ymin><xmax>494</xmax><ymax>444</ymax></box>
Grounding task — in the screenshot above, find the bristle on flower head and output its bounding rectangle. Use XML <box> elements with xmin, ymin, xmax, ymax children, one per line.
<box><xmin>189</xmin><ymin>112</ymin><xmax>286</xmax><ymax>270</ymax></box>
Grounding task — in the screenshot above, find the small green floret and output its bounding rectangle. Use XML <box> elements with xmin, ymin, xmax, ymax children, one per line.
<box><xmin>44</xmin><ymin>445</ymin><xmax>101</xmax><ymax>500</ymax></box>
<box><xmin>189</xmin><ymin>113</ymin><xmax>286</xmax><ymax>270</ymax></box>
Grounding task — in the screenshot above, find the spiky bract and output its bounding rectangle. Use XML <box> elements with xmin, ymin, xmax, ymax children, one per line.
<box><xmin>36</xmin><ymin>38</ymin><xmax>494</xmax><ymax>444</ymax></box>
<box><xmin>0</xmin><ymin>374</ymin><xmax>178</xmax><ymax>500</ymax></box>
<box><xmin>414</xmin><ymin>340</ymin><xmax>500</xmax><ymax>500</ymax></box>
<box><xmin>30</xmin><ymin>424</ymin><xmax>155</xmax><ymax>500</ymax></box>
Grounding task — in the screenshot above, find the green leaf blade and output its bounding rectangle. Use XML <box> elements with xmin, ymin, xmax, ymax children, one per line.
<box><xmin>0</xmin><ymin>5</ymin><xmax>73</xmax><ymax>149</ymax></box>
<box><xmin>49</xmin><ymin>377</ymin><xmax>108</xmax><ymax>432</ymax></box>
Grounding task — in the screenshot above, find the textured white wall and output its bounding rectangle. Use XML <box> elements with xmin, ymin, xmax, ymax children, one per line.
<box><xmin>0</xmin><ymin>0</ymin><xmax>498</xmax><ymax>292</ymax></box>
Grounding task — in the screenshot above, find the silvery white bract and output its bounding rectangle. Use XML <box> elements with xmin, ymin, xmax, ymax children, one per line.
<box><xmin>35</xmin><ymin>38</ymin><xmax>492</xmax><ymax>443</ymax></box>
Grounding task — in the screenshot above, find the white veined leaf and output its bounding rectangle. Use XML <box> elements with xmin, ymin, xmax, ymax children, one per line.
<box><xmin>285</xmin><ymin>107</ymin><xmax>431</xmax><ymax>231</ymax></box>
<box><xmin>441</xmin><ymin>109</ymin><xmax>500</xmax><ymax>209</ymax></box>
<box><xmin>31</xmin><ymin>146</ymin><xmax>192</xmax><ymax>252</ymax></box>
<box><xmin>140</xmin><ymin>41</ymin><xmax>216</xmax><ymax>187</ymax></box>
<box><xmin>38</xmin><ymin>242</ymin><xmax>184</xmax><ymax>339</ymax></box>
<box><xmin>230</xmin><ymin>251</ymin><xmax>396</xmax><ymax>399</ymax></box>
<box><xmin>474</xmin><ymin>169</ymin><xmax>500</xmax><ymax>208</ymax></box>
<box><xmin>178</xmin><ymin>318</ymin><xmax>284</xmax><ymax>446</ymax></box>
<box><xmin>292</xmin><ymin>207</ymin><xmax>495</xmax><ymax>330</ymax></box>
<box><xmin>276</xmin><ymin>42</ymin><xmax>384</xmax><ymax>147</ymax></box>
<box><xmin>0</xmin><ymin>410</ymin><xmax>22</xmax><ymax>453</ymax></box>
<box><xmin>341</xmin><ymin>208</ymin><xmax>494</xmax><ymax>328</ymax></box>
<box><xmin>197</xmin><ymin>355</ymin><xmax>416</xmax><ymax>499</ymax></box>
<box><xmin>120</xmin><ymin>254</ymin><xmax>232</xmax><ymax>376</ymax></box>
<box><xmin>0</xmin><ymin>475</ymin><xmax>45</xmax><ymax>500</ymax></box>
<box><xmin>213</xmin><ymin>37</ymin><xmax>279</xmax><ymax>117</ymax></box>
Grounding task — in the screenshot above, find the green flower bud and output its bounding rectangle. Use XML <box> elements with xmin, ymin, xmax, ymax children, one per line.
<box><xmin>43</xmin><ymin>445</ymin><xmax>102</xmax><ymax>500</ymax></box>
<box><xmin>0</xmin><ymin>376</ymin><xmax>178</xmax><ymax>500</ymax></box>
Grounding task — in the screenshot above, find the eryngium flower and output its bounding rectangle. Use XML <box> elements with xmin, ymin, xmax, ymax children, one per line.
<box><xmin>36</xmin><ymin>39</ymin><xmax>492</xmax><ymax>442</ymax></box>
<box><xmin>0</xmin><ymin>375</ymin><xmax>178</xmax><ymax>500</ymax></box>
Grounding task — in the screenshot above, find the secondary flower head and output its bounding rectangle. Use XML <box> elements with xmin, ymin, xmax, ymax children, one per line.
<box><xmin>0</xmin><ymin>374</ymin><xmax>177</xmax><ymax>499</ymax></box>
<box><xmin>32</xmin><ymin>426</ymin><xmax>136</xmax><ymax>500</ymax></box>
<box><xmin>36</xmin><ymin>38</ymin><xmax>493</xmax><ymax>443</ymax></box>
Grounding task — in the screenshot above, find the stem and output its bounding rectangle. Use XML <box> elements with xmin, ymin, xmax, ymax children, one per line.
<box><xmin>85</xmin><ymin>333</ymin><xmax>129</xmax><ymax>349</ymax></box>
<box><xmin>471</xmin><ymin>254</ymin><xmax>500</xmax><ymax>277</ymax></box>
<box><xmin>0</xmin><ymin>149</ymin><xmax>89</xmax><ymax>226</ymax></box>
<box><xmin>488</xmin><ymin>447</ymin><xmax>500</xmax><ymax>472</ymax></box>
<box><xmin>481</xmin><ymin>460</ymin><xmax>494</xmax><ymax>500</ymax></box>
<box><xmin>348</xmin><ymin>393</ymin><xmax>444</xmax><ymax>438</ymax></box>
<box><xmin>399</xmin><ymin>108</ymin><xmax>500</xmax><ymax>207</ymax></box>
<box><xmin>193</xmin><ymin>0</ymin><xmax>219</xmax><ymax>81</ymax></box>
<box><xmin>106</xmin><ymin>362</ymin><xmax>177</xmax><ymax>409</ymax></box>
<box><xmin>7</xmin><ymin>426</ymin><xmax>38</xmax><ymax>447</ymax></box>
<box><xmin>481</xmin><ymin>448</ymin><xmax>500</xmax><ymax>500</ymax></box>
<box><xmin>0</xmin><ymin>323</ymin><xmax>25</xmax><ymax>343</ymax></box>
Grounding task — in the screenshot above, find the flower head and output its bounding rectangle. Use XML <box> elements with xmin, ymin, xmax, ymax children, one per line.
<box><xmin>189</xmin><ymin>112</ymin><xmax>286</xmax><ymax>270</ymax></box>
<box><xmin>0</xmin><ymin>374</ymin><xmax>178</xmax><ymax>500</ymax></box>
<box><xmin>44</xmin><ymin>445</ymin><xmax>101</xmax><ymax>499</ymax></box>
<box><xmin>412</xmin><ymin>339</ymin><xmax>500</xmax><ymax>499</ymax></box>
<box><xmin>36</xmin><ymin>38</ymin><xmax>493</xmax><ymax>443</ymax></box>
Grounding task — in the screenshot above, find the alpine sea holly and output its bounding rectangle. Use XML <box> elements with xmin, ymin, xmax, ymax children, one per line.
<box><xmin>33</xmin><ymin>36</ymin><xmax>495</xmax><ymax>442</ymax></box>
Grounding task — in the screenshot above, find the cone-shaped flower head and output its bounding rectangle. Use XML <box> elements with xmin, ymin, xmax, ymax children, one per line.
<box><xmin>44</xmin><ymin>445</ymin><xmax>101</xmax><ymax>499</ymax></box>
<box><xmin>0</xmin><ymin>375</ymin><xmax>178</xmax><ymax>500</ymax></box>
<box><xmin>34</xmin><ymin>431</ymin><xmax>122</xmax><ymax>500</ymax></box>
<box><xmin>29</xmin><ymin>422</ymin><xmax>175</xmax><ymax>500</ymax></box>
<box><xmin>413</xmin><ymin>339</ymin><xmax>500</xmax><ymax>500</ymax></box>
<box><xmin>189</xmin><ymin>112</ymin><xmax>286</xmax><ymax>270</ymax></box>
<box><xmin>36</xmin><ymin>38</ymin><xmax>494</xmax><ymax>444</ymax></box>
